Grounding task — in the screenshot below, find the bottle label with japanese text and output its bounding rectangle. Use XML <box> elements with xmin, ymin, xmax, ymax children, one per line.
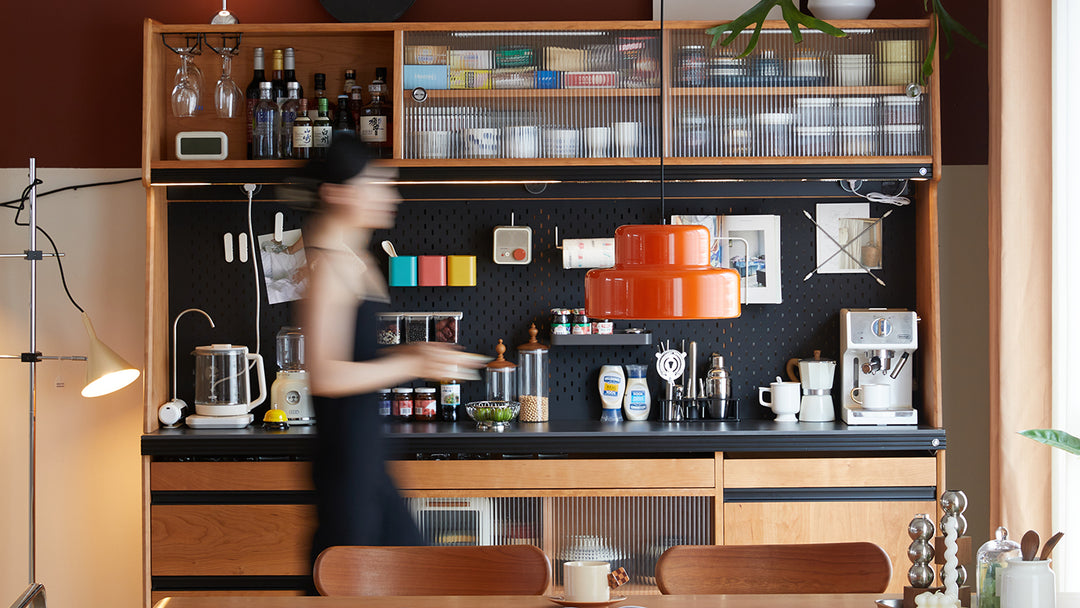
<box><xmin>360</xmin><ymin>116</ymin><xmax>388</xmax><ymax>143</ymax></box>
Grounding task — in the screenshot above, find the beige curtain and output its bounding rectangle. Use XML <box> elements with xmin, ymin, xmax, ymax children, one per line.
<box><xmin>988</xmin><ymin>0</ymin><xmax>1053</xmax><ymax>535</ymax></box>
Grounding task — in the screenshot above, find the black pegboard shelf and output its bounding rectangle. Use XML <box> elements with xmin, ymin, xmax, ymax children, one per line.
<box><xmin>550</xmin><ymin>332</ymin><xmax>654</xmax><ymax>346</ymax></box>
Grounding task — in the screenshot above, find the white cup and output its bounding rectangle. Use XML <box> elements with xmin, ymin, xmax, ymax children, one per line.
<box><xmin>563</xmin><ymin>561</ymin><xmax>610</xmax><ymax>602</ymax></box>
<box><xmin>584</xmin><ymin>126</ymin><xmax>611</xmax><ymax>158</ymax></box>
<box><xmin>613</xmin><ymin>121</ymin><xmax>640</xmax><ymax>157</ymax></box>
<box><xmin>850</xmin><ymin>383</ymin><xmax>891</xmax><ymax>410</ymax></box>
<box><xmin>416</xmin><ymin>130</ymin><xmax>450</xmax><ymax>159</ymax></box>
<box><xmin>463</xmin><ymin>128</ymin><xmax>499</xmax><ymax>158</ymax></box>
<box><xmin>504</xmin><ymin>125</ymin><xmax>539</xmax><ymax>158</ymax></box>
<box><xmin>759</xmin><ymin>381</ymin><xmax>801</xmax><ymax>422</ymax></box>
<box><xmin>543</xmin><ymin>127</ymin><xmax>580</xmax><ymax>158</ymax></box>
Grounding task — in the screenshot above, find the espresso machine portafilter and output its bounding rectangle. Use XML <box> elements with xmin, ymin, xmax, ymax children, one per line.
<box><xmin>839</xmin><ymin>308</ymin><xmax>919</xmax><ymax>425</ymax></box>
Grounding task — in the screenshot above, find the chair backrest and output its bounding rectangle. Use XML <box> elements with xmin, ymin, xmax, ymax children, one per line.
<box><xmin>655</xmin><ymin>542</ymin><xmax>892</xmax><ymax>595</ymax></box>
<box><xmin>313</xmin><ymin>545</ymin><xmax>552</xmax><ymax>596</ymax></box>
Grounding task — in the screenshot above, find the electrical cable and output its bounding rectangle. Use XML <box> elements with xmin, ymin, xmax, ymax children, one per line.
<box><xmin>0</xmin><ymin>177</ymin><xmax>140</xmax><ymax>208</ymax></box>
<box><xmin>840</xmin><ymin>179</ymin><xmax>912</xmax><ymax>206</ymax></box>
<box><xmin>243</xmin><ymin>183</ymin><xmax>262</xmax><ymax>357</ymax></box>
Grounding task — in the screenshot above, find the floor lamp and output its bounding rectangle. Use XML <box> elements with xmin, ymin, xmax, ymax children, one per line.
<box><xmin>2</xmin><ymin>159</ymin><xmax>141</xmax><ymax>608</ymax></box>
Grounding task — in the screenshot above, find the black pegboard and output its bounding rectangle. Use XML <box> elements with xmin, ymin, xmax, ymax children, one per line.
<box><xmin>168</xmin><ymin>191</ymin><xmax>916</xmax><ymax>423</ymax></box>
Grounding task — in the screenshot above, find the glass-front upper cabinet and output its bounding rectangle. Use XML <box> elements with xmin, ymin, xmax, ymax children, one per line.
<box><xmin>663</xmin><ymin>20</ymin><xmax>935</xmax><ymax>162</ymax></box>
<box><xmin>398</xmin><ymin>23</ymin><xmax>662</xmax><ymax>164</ymax></box>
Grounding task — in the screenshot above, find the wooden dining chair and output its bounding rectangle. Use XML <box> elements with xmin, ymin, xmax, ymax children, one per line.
<box><xmin>655</xmin><ymin>542</ymin><xmax>892</xmax><ymax>595</ymax></box>
<box><xmin>313</xmin><ymin>544</ymin><xmax>552</xmax><ymax>596</ymax></box>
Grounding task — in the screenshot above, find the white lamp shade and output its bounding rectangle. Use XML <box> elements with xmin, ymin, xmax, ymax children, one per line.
<box><xmin>80</xmin><ymin>312</ymin><xmax>140</xmax><ymax>398</ymax></box>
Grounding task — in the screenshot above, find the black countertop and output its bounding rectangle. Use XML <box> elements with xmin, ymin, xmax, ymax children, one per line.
<box><xmin>142</xmin><ymin>420</ymin><xmax>945</xmax><ymax>458</ymax></box>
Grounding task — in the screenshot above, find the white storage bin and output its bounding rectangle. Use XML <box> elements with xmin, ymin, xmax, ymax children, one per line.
<box><xmin>755</xmin><ymin>112</ymin><xmax>794</xmax><ymax>157</ymax></box>
<box><xmin>839</xmin><ymin>126</ymin><xmax>880</xmax><ymax>156</ymax></box>
<box><xmin>882</xmin><ymin>95</ymin><xmax>922</xmax><ymax>125</ymax></box>
<box><xmin>795</xmin><ymin>126</ymin><xmax>837</xmax><ymax>157</ymax></box>
<box><xmin>795</xmin><ymin>97</ymin><xmax>836</xmax><ymax>126</ymax></box>
<box><xmin>837</xmin><ymin>97</ymin><xmax>879</xmax><ymax>127</ymax></box>
<box><xmin>882</xmin><ymin>124</ymin><xmax>924</xmax><ymax>156</ymax></box>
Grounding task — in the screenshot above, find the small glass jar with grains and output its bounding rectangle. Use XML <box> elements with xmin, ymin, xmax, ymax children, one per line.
<box><xmin>376</xmin><ymin>313</ymin><xmax>402</xmax><ymax>345</ymax></box>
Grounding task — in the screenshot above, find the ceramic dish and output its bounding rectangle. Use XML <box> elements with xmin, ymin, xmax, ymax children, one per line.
<box><xmin>547</xmin><ymin>596</ymin><xmax>628</xmax><ymax>608</ymax></box>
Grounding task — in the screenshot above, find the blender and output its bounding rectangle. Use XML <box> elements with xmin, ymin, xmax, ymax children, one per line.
<box><xmin>785</xmin><ymin>349</ymin><xmax>836</xmax><ymax>422</ymax></box>
<box><xmin>272</xmin><ymin>326</ymin><xmax>313</xmax><ymax>424</ymax></box>
<box><xmin>185</xmin><ymin>344</ymin><xmax>267</xmax><ymax>428</ymax></box>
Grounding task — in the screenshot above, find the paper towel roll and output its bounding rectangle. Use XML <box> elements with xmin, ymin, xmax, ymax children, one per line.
<box><xmin>562</xmin><ymin>238</ymin><xmax>615</xmax><ymax>269</ymax></box>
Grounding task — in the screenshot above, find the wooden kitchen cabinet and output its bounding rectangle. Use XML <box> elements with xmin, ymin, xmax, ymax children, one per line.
<box><xmin>141</xmin><ymin>16</ymin><xmax>946</xmax><ymax>608</ymax></box>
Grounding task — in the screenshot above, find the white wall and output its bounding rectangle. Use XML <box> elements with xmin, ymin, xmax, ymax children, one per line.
<box><xmin>937</xmin><ymin>164</ymin><xmax>991</xmax><ymax>551</ymax></box>
<box><xmin>0</xmin><ymin>168</ymin><xmax>145</xmax><ymax>608</ymax></box>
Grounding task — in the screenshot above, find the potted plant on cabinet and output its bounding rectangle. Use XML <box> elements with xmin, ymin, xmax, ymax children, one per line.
<box><xmin>705</xmin><ymin>0</ymin><xmax>983</xmax><ymax>82</ymax></box>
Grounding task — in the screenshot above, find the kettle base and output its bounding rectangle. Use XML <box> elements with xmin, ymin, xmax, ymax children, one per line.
<box><xmin>185</xmin><ymin>413</ymin><xmax>254</xmax><ymax>428</ymax></box>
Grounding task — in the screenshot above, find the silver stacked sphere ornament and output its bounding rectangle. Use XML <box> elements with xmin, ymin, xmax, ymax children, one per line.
<box><xmin>939</xmin><ymin>489</ymin><xmax>969</xmax><ymax>586</ymax></box>
<box><xmin>908</xmin><ymin>513</ymin><xmax>936</xmax><ymax>587</ymax></box>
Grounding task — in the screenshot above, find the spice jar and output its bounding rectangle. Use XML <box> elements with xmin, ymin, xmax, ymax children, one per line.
<box><xmin>413</xmin><ymin>387</ymin><xmax>437</xmax><ymax>421</ymax></box>
<box><xmin>376</xmin><ymin>313</ymin><xmax>402</xmax><ymax>345</ymax></box>
<box><xmin>430</xmin><ymin>312</ymin><xmax>462</xmax><ymax>343</ymax></box>
<box><xmin>391</xmin><ymin>387</ymin><xmax>414</xmax><ymax>422</ymax></box>
<box><xmin>517</xmin><ymin>324</ymin><xmax>550</xmax><ymax>422</ymax></box>
<box><xmin>377</xmin><ymin>389</ymin><xmax>393</xmax><ymax>418</ymax></box>
<box><xmin>405</xmin><ymin>314</ymin><xmax>430</xmax><ymax>342</ymax></box>
<box><xmin>485</xmin><ymin>339</ymin><xmax>517</xmax><ymax>402</ymax></box>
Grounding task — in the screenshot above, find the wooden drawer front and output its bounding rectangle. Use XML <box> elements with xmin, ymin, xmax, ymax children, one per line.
<box><xmin>724</xmin><ymin>500</ymin><xmax>935</xmax><ymax>593</ymax></box>
<box><xmin>151</xmin><ymin>505</ymin><xmax>316</xmax><ymax>576</ymax></box>
<box><xmin>724</xmin><ymin>457</ymin><xmax>937</xmax><ymax>489</ymax></box>
<box><xmin>151</xmin><ymin>462</ymin><xmax>313</xmax><ymax>491</ymax></box>
<box><xmin>151</xmin><ymin>590</ymin><xmax>306</xmax><ymax>604</ymax></box>
<box><xmin>389</xmin><ymin>458</ymin><xmax>716</xmax><ymax>490</ymax></box>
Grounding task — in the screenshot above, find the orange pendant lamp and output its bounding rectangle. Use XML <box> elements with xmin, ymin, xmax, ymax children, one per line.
<box><xmin>585</xmin><ymin>224</ymin><xmax>741</xmax><ymax>320</ymax></box>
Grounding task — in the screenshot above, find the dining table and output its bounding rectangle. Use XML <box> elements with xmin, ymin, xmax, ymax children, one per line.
<box><xmin>152</xmin><ymin>594</ymin><xmax>1080</xmax><ymax>608</ymax></box>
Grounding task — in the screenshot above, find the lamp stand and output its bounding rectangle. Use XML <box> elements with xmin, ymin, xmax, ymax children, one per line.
<box><xmin>1</xmin><ymin>159</ymin><xmax>85</xmax><ymax>608</ymax></box>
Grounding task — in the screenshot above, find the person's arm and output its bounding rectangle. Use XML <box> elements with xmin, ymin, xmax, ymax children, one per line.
<box><xmin>300</xmin><ymin>247</ymin><xmax>469</xmax><ymax>398</ymax></box>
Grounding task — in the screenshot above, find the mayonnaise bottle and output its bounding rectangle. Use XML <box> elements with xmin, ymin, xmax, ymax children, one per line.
<box><xmin>623</xmin><ymin>364</ymin><xmax>651</xmax><ymax>420</ymax></box>
<box><xmin>598</xmin><ymin>364</ymin><xmax>625</xmax><ymax>422</ymax></box>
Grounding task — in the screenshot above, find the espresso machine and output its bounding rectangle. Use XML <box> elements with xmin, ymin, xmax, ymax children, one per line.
<box><xmin>839</xmin><ymin>308</ymin><xmax>919</xmax><ymax>425</ymax></box>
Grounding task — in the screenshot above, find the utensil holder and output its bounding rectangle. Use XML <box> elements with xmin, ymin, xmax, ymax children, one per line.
<box><xmin>658</xmin><ymin>397</ymin><xmax>739</xmax><ymax>423</ymax></box>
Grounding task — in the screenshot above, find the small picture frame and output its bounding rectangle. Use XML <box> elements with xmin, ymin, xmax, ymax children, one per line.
<box><xmin>257</xmin><ymin>228</ymin><xmax>308</xmax><ymax>304</ymax></box>
<box><xmin>671</xmin><ymin>214</ymin><xmax>782</xmax><ymax>304</ymax></box>
<box><xmin>813</xmin><ymin>202</ymin><xmax>884</xmax><ymax>274</ymax></box>
<box><xmin>723</xmin><ymin>214</ymin><xmax>782</xmax><ymax>304</ymax></box>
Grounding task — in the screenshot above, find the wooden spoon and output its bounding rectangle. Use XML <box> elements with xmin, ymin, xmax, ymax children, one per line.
<box><xmin>1021</xmin><ymin>529</ymin><xmax>1040</xmax><ymax>561</ymax></box>
<box><xmin>1040</xmin><ymin>531</ymin><xmax>1064</xmax><ymax>561</ymax></box>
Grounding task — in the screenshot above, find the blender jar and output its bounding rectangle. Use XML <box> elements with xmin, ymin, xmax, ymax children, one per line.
<box><xmin>517</xmin><ymin>323</ymin><xmax>549</xmax><ymax>422</ymax></box>
<box><xmin>485</xmin><ymin>339</ymin><xmax>517</xmax><ymax>402</ymax></box>
<box><xmin>275</xmin><ymin>326</ymin><xmax>305</xmax><ymax>371</ymax></box>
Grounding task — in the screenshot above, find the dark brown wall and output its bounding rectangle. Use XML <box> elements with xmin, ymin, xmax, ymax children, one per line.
<box><xmin>1</xmin><ymin>0</ymin><xmax>984</xmax><ymax>169</ymax></box>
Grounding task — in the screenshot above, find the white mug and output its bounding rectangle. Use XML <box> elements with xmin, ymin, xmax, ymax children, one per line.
<box><xmin>463</xmin><ymin>128</ymin><xmax>499</xmax><ymax>158</ymax></box>
<box><xmin>563</xmin><ymin>561</ymin><xmax>610</xmax><ymax>602</ymax></box>
<box><xmin>584</xmin><ymin>126</ymin><xmax>611</xmax><ymax>158</ymax></box>
<box><xmin>613</xmin><ymin>121</ymin><xmax>640</xmax><ymax>157</ymax></box>
<box><xmin>544</xmin><ymin>127</ymin><xmax>580</xmax><ymax>158</ymax></box>
<box><xmin>850</xmin><ymin>383</ymin><xmax>891</xmax><ymax>410</ymax></box>
<box><xmin>759</xmin><ymin>381</ymin><xmax>801</xmax><ymax>422</ymax></box>
<box><xmin>416</xmin><ymin>130</ymin><xmax>449</xmax><ymax>159</ymax></box>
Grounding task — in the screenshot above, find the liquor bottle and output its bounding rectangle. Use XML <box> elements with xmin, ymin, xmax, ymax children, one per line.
<box><xmin>270</xmin><ymin>49</ymin><xmax>286</xmax><ymax>105</ymax></box>
<box><xmin>313</xmin><ymin>96</ymin><xmax>332</xmax><ymax>159</ymax></box>
<box><xmin>311</xmin><ymin>73</ymin><xmax>335</xmax><ymax>121</ymax></box>
<box><xmin>348</xmin><ymin>86</ymin><xmax>364</xmax><ymax>135</ymax></box>
<box><xmin>279</xmin><ymin>81</ymin><xmax>303</xmax><ymax>160</ymax></box>
<box><xmin>283</xmin><ymin>48</ymin><xmax>303</xmax><ymax>101</ymax></box>
<box><xmin>292</xmin><ymin>98</ymin><xmax>313</xmax><ymax>160</ymax></box>
<box><xmin>245</xmin><ymin>47</ymin><xmax>266</xmax><ymax>159</ymax></box>
<box><xmin>333</xmin><ymin>93</ymin><xmax>355</xmax><ymax>140</ymax></box>
<box><xmin>360</xmin><ymin>67</ymin><xmax>391</xmax><ymax>158</ymax></box>
<box><xmin>252</xmin><ymin>81</ymin><xmax>281</xmax><ymax>160</ymax></box>
<box><xmin>343</xmin><ymin>69</ymin><xmax>357</xmax><ymax>96</ymax></box>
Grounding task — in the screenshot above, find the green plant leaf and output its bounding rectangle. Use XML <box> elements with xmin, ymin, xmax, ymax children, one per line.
<box><xmin>1020</xmin><ymin>429</ymin><xmax>1080</xmax><ymax>455</ymax></box>
<box><xmin>706</xmin><ymin>0</ymin><xmax>845</xmax><ymax>59</ymax></box>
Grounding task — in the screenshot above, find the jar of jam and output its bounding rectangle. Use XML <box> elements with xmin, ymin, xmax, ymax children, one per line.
<box><xmin>413</xmin><ymin>387</ymin><xmax>437</xmax><ymax>421</ymax></box>
<box><xmin>550</xmin><ymin>308</ymin><xmax>571</xmax><ymax>336</ymax></box>
<box><xmin>572</xmin><ymin>308</ymin><xmax>591</xmax><ymax>335</ymax></box>
<box><xmin>377</xmin><ymin>389</ymin><xmax>393</xmax><ymax>418</ymax></box>
<box><xmin>391</xmin><ymin>387</ymin><xmax>414</xmax><ymax>422</ymax></box>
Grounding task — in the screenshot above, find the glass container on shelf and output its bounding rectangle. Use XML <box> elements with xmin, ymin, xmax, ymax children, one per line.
<box><xmin>485</xmin><ymin>339</ymin><xmax>517</xmax><ymax>402</ymax></box>
<box><xmin>517</xmin><ymin>324</ymin><xmax>549</xmax><ymax>422</ymax></box>
<box><xmin>252</xmin><ymin>81</ymin><xmax>281</xmax><ymax>160</ymax></box>
<box><xmin>977</xmin><ymin>526</ymin><xmax>1021</xmax><ymax>608</ymax></box>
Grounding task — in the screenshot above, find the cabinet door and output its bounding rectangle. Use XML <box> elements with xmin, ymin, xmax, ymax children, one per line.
<box><xmin>724</xmin><ymin>500</ymin><xmax>934</xmax><ymax>593</ymax></box>
<box><xmin>151</xmin><ymin>504</ymin><xmax>316</xmax><ymax>576</ymax></box>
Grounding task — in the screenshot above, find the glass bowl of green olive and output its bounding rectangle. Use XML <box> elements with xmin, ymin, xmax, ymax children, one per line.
<box><xmin>465</xmin><ymin>400</ymin><xmax>520</xmax><ymax>431</ymax></box>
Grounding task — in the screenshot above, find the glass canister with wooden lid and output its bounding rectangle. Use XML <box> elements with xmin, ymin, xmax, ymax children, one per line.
<box><xmin>517</xmin><ymin>323</ymin><xmax>550</xmax><ymax>422</ymax></box>
<box><xmin>485</xmin><ymin>339</ymin><xmax>517</xmax><ymax>403</ymax></box>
